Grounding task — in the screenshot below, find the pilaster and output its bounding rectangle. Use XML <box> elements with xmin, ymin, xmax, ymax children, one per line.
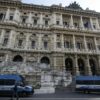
<box><xmin>80</xmin><ymin>16</ymin><xmax>84</xmax><ymax>30</ymax></box>
<box><xmin>0</xmin><ymin>30</ymin><xmax>5</xmax><ymax>46</ymax></box>
<box><xmin>53</xmin><ymin>34</ymin><xmax>56</xmax><ymax>51</ymax></box>
<box><xmin>5</xmin><ymin>8</ymin><xmax>10</xmax><ymax>21</ymax></box>
<box><xmin>73</xmin><ymin>35</ymin><xmax>76</xmax><ymax>52</ymax></box>
<box><xmin>39</xmin><ymin>13</ymin><xmax>43</xmax><ymax>28</ymax></box>
<box><xmin>25</xmin><ymin>34</ymin><xmax>30</xmax><ymax>49</ymax></box>
<box><xmin>60</xmin><ymin>14</ymin><xmax>63</xmax><ymax>26</ymax></box>
<box><xmin>85</xmin><ymin>56</ymin><xmax>92</xmax><ymax>75</ymax></box>
<box><xmin>74</xmin><ymin>55</ymin><xmax>80</xmax><ymax>75</ymax></box>
<box><xmin>52</xmin><ymin>13</ymin><xmax>56</xmax><ymax>25</ymax></box>
<box><xmin>96</xmin><ymin>18</ymin><xmax>100</xmax><ymax>29</ymax></box>
<box><xmin>13</xmin><ymin>8</ymin><xmax>20</xmax><ymax>22</ymax></box>
<box><xmin>61</xmin><ymin>34</ymin><xmax>64</xmax><ymax>50</ymax></box>
<box><xmin>28</xmin><ymin>12</ymin><xmax>33</xmax><ymax>26</ymax></box>
<box><xmin>84</xmin><ymin>35</ymin><xmax>88</xmax><ymax>51</ymax></box>
<box><xmin>90</xmin><ymin>17</ymin><xmax>94</xmax><ymax>30</ymax></box>
<box><xmin>8</xmin><ymin>30</ymin><xmax>14</xmax><ymax>48</ymax></box>
<box><xmin>70</xmin><ymin>14</ymin><xmax>74</xmax><ymax>29</ymax></box>
<box><xmin>38</xmin><ymin>34</ymin><xmax>42</xmax><ymax>50</ymax></box>
<box><xmin>94</xmin><ymin>37</ymin><xmax>98</xmax><ymax>52</ymax></box>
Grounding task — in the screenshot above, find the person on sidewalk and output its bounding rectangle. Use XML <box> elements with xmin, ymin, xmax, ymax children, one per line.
<box><xmin>11</xmin><ymin>81</ymin><xmax>19</xmax><ymax>100</ymax></box>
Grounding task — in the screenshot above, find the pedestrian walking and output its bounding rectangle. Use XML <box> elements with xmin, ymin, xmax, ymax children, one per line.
<box><xmin>10</xmin><ymin>81</ymin><xmax>19</xmax><ymax>100</ymax></box>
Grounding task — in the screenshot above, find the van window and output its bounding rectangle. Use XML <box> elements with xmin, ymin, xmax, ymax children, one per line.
<box><xmin>0</xmin><ymin>79</ymin><xmax>15</xmax><ymax>85</ymax></box>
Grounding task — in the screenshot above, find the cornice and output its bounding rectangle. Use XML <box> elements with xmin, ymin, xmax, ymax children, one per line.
<box><xmin>0</xmin><ymin>1</ymin><xmax>100</xmax><ymax>17</ymax></box>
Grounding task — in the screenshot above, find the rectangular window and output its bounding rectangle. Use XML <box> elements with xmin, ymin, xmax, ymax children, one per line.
<box><xmin>0</xmin><ymin>13</ymin><xmax>4</xmax><ymax>20</ymax></box>
<box><xmin>3</xmin><ymin>38</ymin><xmax>8</xmax><ymax>46</ymax></box>
<box><xmin>64</xmin><ymin>41</ymin><xmax>70</xmax><ymax>48</ymax></box>
<box><xmin>44</xmin><ymin>41</ymin><xmax>48</xmax><ymax>49</ymax></box>
<box><xmin>31</xmin><ymin>41</ymin><xmax>35</xmax><ymax>49</ymax></box>
<box><xmin>98</xmin><ymin>45</ymin><xmax>100</xmax><ymax>50</ymax></box>
<box><xmin>45</xmin><ymin>20</ymin><xmax>48</xmax><ymax>26</ymax></box>
<box><xmin>56</xmin><ymin>21</ymin><xmax>59</xmax><ymax>25</ymax></box>
<box><xmin>9</xmin><ymin>15</ymin><xmax>13</xmax><ymax>21</ymax></box>
<box><xmin>87</xmin><ymin>43</ymin><xmax>93</xmax><ymax>50</ymax></box>
<box><xmin>18</xmin><ymin>40</ymin><xmax>23</xmax><ymax>47</ymax></box>
<box><xmin>57</xmin><ymin>42</ymin><xmax>61</xmax><ymax>48</ymax></box>
<box><xmin>76</xmin><ymin>42</ymin><xmax>82</xmax><ymax>49</ymax></box>
<box><xmin>22</xmin><ymin>18</ymin><xmax>26</xmax><ymax>23</ymax></box>
<box><xmin>34</xmin><ymin>19</ymin><xmax>37</xmax><ymax>25</ymax></box>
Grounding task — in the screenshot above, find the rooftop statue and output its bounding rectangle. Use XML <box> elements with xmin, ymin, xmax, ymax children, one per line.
<box><xmin>67</xmin><ymin>1</ymin><xmax>83</xmax><ymax>10</ymax></box>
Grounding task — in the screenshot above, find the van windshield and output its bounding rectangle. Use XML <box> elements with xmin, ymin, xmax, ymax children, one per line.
<box><xmin>0</xmin><ymin>79</ymin><xmax>15</xmax><ymax>85</ymax></box>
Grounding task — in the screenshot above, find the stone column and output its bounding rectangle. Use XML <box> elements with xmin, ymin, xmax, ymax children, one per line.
<box><xmin>90</xmin><ymin>17</ymin><xmax>94</xmax><ymax>30</ymax></box>
<box><xmin>73</xmin><ymin>35</ymin><xmax>76</xmax><ymax>52</ymax></box>
<box><xmin>5</xmin><ymin>8</ymin><xmax>10</xmax><ymax>21</ymax></box>
<box><xmin>70</xmin><ymin>14</ymin><xmax>74</xmax><ymax>29</ymax></box>
<box><xmin>39</xmin><ymin>13</ymin><xmax>43</xmax><ymax>28</ymax></box>
<box><xmin>94</xmin><ymin>37</ymin><xmax>98</xmax><ymax>52</ymax></box>
<box><xmin>96</xmin><ymin>18</ymin><xmax>100</xmax><ymax>30</ymax></box>
<box><xmin>52</xmin><ymin>13</ymin><xmax>56</xmax><ymax>25</ymax></box>
<box><xmin>0</xmin><ymin>30</ymin><xmax>5</xmax><ymax>46</ymax></box>
<box><xmin>74</xmin><ymin>55</ymin><xmax>80</xmax><ymax>75</ymax></box>
<box><xmin>85</xmin><ymin>56</ymin><xmax>92</xmax><ymax>75</ymax></box>
<box><xmin>84</xmin><ymin>35</ymin><xmax>88</xmax><ymax>51</ymax></box>
<box><xmin>28</xmin><ymin>12</ymin><xmax>33</xmax><ymax>26</ymax></box>
<box><xmin>25</xmin><ymin>34</ymin><xmax>30</xmax><ymax>49</ymax></box>
<box><xmin>80</xmin><ymin>16</ymin><xmax>84</xmax><ymax>29</ymax></box>
<box><xmin>8</xmin><ymin>30</ymin><xmax>15</xmax><ymax>48</ymax></box>
<box><xmin>61</xmin><ymin>34</ymin><xmax>64</xmax><ymax>50</ymax></box>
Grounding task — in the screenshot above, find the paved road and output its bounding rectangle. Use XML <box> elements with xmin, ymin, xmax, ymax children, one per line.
<box><xmin>0</xmin><ymin>89</ymin><xmax>100</xmax><ymax>100</ymax></box>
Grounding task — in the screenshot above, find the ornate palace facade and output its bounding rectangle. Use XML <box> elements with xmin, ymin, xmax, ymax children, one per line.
<box><xmin>0</xmin><ymin>0</ymin><xmax>100</xmax><ymax>76</ymax></box>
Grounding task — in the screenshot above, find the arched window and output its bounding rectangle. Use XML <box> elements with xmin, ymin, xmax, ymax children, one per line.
<box><xmin>65</xmin><ymin>58</ymin><xmax>73</xmax><ymax>75</ymax></box>
<box><xmin>78</xmin><ymin>58</ymin><xmax>85</xmax><ymax>75</ymax></box>
<box><xmin>40</xmin><ymin>57</ymin><xmax>50</xmax><ymax>65</ymax></box>
<box><xmin>89</xmin><ymin>59</ymin><xmax>96</xmax><ymax>75</ymax></box>
<box><xmin>13</xmin><ymin>55</ymin><xmax>23</xmax><ymax>62</ymax></box>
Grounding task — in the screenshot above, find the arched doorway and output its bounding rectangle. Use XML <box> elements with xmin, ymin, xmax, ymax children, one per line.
<box><xmin>13</xmin><ymin>55</ymin><xmax>23</xmax><ymax>62</ymax></box>
<box><xmin>65</xmin><ymin>58</ymin><xmax>73</xmax><ymax>75</ymax></box>
<box><xmin>78</xmin><ymin>58</ymin><xmax>85</xmax><ymax>75</ymax></box>
<box><xmin>40</xmin><ymin>57</ymin><xmax>50</xmax><ymax>65</ymax></box>
<box><xmin>89</xmin><ymin>59</ymin><xmax>96</xmax><ymax>75</ymax></box>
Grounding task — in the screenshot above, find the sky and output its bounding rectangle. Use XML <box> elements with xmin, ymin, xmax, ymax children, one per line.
<box><xmin>22</xmin><ymin>0</ymin><xmax>100</xmax><ymax>12</ymax></box>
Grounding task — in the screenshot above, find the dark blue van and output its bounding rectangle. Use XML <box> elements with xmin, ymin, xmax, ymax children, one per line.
<box><xmin>0</xmin><ymin>74</ymin><xmax>34</xmax><ymax>96</ymax></box>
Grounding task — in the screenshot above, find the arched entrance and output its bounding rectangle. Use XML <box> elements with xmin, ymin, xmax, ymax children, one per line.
<box><xmin>89</xmin><ymin>59</ymin><xmax>96</xmax><ymax>75</ymax></box>
<box><xmin>78</xmin><ymin>58</ymin><xmax>85</xmax><ymax>75</ymax></box>
<box><xmin>65</xmin><ymin>58</ymin><xmax>73</xmax><ymax>75</ymax></box>
<box><xmin>13</xmin><ymin>55</ymin><xmax>23</xmax><ymax>62</ymax></box>
<box><xmin>40</xmin><ymin>57</ymin><xmax>50</xmax><ymax>65</ymax></box>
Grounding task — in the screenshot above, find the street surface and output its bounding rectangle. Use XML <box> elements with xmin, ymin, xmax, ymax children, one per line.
<box><xmin>0</xmin><ymin>88</ymin><xmax>100</xmax><ymax>100</ymax></box>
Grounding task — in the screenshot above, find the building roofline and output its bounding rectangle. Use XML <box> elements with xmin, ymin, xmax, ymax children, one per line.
<box><xmin>0</xmin><ymin>0</ymin><xmax>100</xmax><ymax>17</ymax></box>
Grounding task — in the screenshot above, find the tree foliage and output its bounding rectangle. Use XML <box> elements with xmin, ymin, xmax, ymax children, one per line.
<box><xmin>67</xmin><ymin>1</ymin><xmax>83</xmax><ymax>10</ymax></box>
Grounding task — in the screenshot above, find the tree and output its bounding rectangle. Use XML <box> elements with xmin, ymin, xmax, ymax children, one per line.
<box><xmin>67</xmin><ymin>1</ymin><xmax>83</xmax><ymax>10</ymax></box>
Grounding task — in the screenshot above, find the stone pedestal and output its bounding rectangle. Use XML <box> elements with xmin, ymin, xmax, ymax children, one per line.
<box><xmin>34</xmin><ymin>71</ymin><xmax>55</xmax><ymax>94</ymax></box>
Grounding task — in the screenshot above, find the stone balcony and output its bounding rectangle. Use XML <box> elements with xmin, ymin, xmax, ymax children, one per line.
<box><xmin>0</xmin><ymin>44</ymin><xmax>100</xmax><ymax>54</ymax></box>
<box><xmin>0</xmin><ymin>19</ymin><xmax>100</xmax><ymax>32</ymax></box>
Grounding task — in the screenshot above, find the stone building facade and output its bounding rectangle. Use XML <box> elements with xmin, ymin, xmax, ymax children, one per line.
<box><xmin>0</xmin><ymin>0</ymin><xmax>100</xmax><ymax>78</ymax></box>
